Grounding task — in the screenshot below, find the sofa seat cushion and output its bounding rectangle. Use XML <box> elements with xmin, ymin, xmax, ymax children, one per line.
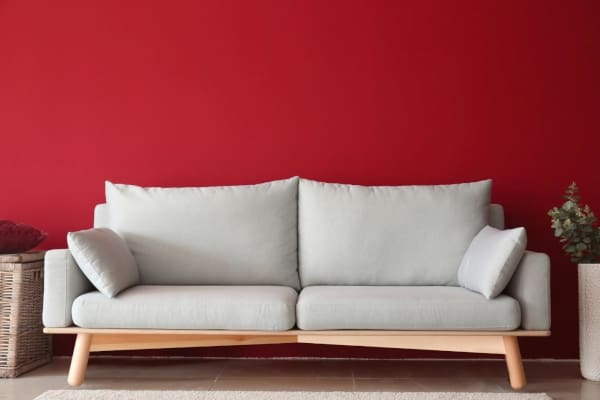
<box><xmin>72</xmin><ymin>286</ymin><xmax>297</xmax><ymax>331</ymax></box>
<box><xmin>296</xmin><ymin>286</ymin><xmax>520</xmax><ymax>331</ymax></box>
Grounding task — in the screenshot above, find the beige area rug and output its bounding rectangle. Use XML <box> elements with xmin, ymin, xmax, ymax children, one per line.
<box><xmin>35</xmin><ymin>390</ymin><xmax>551</xmax><ymax>400</ymax></box>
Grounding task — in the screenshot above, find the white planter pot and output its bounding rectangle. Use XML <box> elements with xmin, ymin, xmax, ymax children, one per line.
<box><xmin>579</xmin><ymin>263</ymin><xmax>600</xmax><ymax>380</ymax></box>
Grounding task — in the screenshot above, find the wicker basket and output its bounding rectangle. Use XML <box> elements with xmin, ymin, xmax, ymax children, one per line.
<box><xmin>0</xmin><ymin>252</ymin><xmax>51</xmax><ymax>377</ymax></box>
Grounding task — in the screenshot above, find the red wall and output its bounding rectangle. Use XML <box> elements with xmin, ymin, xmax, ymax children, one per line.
<box><xmin>1</xmin><ymin>0</ymin><xmax>599</xmax><ymax>359</ymax></box>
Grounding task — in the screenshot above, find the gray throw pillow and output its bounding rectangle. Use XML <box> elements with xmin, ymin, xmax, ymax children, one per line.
<box><xmin>67</xmin><ymin>228</ymin><xmax>139</xmax><ymax>298</ymax></box>
<box><xmin>458</xmin><ymin>225</ymin><xmax>527</xmax><ymax>299</ymax></box>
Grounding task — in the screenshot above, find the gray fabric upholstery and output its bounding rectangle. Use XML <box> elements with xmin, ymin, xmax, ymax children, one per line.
<box><xmin>94</xmin><ymin>204</ymin><xmax>109</xmax><ymax>228</ymax></box>
<box><xmin>67</xmin><ymin>228</ymin><xmax>140</xmax><ymax>298</ymax></box>
<box><xmin>95</xmin><ymin>203</ymin><xmax>506</xmax><ymax>231</ymax></box>
<box><xmin>296</xmin><ymin>286</ymin><xmax>521</xmax><ymax>331</ymax></box>
<box><xmin>94</xmin><ymin>203</ymin><xmax>506</xmax><ymax>231</ymax></box>
<box><xmin>48</xmin><ymin>190</ymin><xmax>541</xmax><ymax>333</ymax></box>
<box><xmin>489</xmin><ymin>204</ymin><xmax>505</xmax><ymax>229</ymax></box>
<box><xmin>72</xmin><ymin>285</ymin><xmax>297</xmax><ymax>330</ymax></box>
<box><xmin>504</xmin><ymin>251</ymin><xmax>551</xmax><ymax>330</ymax></box>
<box><xmin>43</xmin><ymin>249</ymin><xmax>93</xmax><ymax>327</ymax></box>
<box><xmin>458</xmin><ymin>226</ymin><xmax>527</xmax><ymax>299</ymax></box>
<box><xmin>105</xmin><ymin>177</ymin><xmax>300</xmax><ymax>288</ymax></box>
<box><xmin>298</xmin><ymin>179</ymin><xmax>492</xmax><ymax>286</ymax></box>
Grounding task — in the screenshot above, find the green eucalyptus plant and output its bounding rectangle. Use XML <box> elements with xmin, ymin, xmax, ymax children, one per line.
<box><xmin>548</xmin><ymin>182</ymin><xmax>600</xmax><ymax>264</ymax></box>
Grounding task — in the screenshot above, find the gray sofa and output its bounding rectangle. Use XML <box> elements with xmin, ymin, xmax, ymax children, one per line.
<box><xmin>43</xmin><ymin>177</ymin><xmax>550</xmax><ymax>389</ymax></box>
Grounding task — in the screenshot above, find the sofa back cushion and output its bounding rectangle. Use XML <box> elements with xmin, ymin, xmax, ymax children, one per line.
<box><xmin>298</xmin><ymin>178</ymin><xmax>492</xmax><ymax>286</ymax></box>
<box><xmin>105</xmin><ymin>177</ymin><xmax>300</xmax><ymax>288</ymax></box>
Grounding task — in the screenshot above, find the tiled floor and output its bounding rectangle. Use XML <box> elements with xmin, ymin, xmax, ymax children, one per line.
<box><xmin>0</xmin><ymin>358</ymin><xmax>598</xmax><ymax>400</ymax></box>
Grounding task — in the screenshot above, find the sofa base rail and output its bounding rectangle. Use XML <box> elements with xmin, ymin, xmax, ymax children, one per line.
<box><xmin>44</xmin><ymin>328</ymin><xmax>550</xmax><ymax>390</ymax></box>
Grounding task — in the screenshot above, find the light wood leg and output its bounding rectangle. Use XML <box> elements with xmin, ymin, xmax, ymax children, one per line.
<box><xmin>503</xmin><ymin>336</ymin><xmax>526</xmax><ymax>389</ymax></box>
<box><xmin>68</xmin><ymin>333</ymin><xmax>92</xmax><ymax>386</ymax></box>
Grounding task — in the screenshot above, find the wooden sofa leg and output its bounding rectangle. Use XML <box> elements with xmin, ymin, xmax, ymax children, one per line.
<box><xmin>68</xmin><ymin>333</ymin><xmax>92</xmax><ymax>386</ymax></box>
<box><xmin>503</xmin><ymin>336</ymin><xmax>526</xmax><ymax>389</ymax></box>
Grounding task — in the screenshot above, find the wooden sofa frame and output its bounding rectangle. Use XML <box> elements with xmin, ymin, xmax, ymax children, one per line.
<box><xmin>45</xmin><ymin>328</ymin><xmax>550</xmax><ymax>389</ymax></box>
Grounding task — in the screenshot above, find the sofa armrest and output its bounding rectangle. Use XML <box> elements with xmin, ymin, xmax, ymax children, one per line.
<box><xmin>504</xmin><ymin>250</ymin><xmax>551</xmax><ymax>331</ymax></box>
<box><xmin>43</xmin><ymin>249</ymin><xmax>94</xmax><ymax>327</ymax></box>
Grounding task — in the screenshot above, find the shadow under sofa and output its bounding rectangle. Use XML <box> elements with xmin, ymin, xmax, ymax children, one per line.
<box><xmin>42</xmin><ymin>177</ymin><xmax>551</xmax><ymax>389</ymax></box>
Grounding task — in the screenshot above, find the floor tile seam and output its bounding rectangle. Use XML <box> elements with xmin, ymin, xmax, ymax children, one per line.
<box><xmin>213</xmin><ymin>365</ymin><xmax>227</xmax><ymax>384</ymax></box>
